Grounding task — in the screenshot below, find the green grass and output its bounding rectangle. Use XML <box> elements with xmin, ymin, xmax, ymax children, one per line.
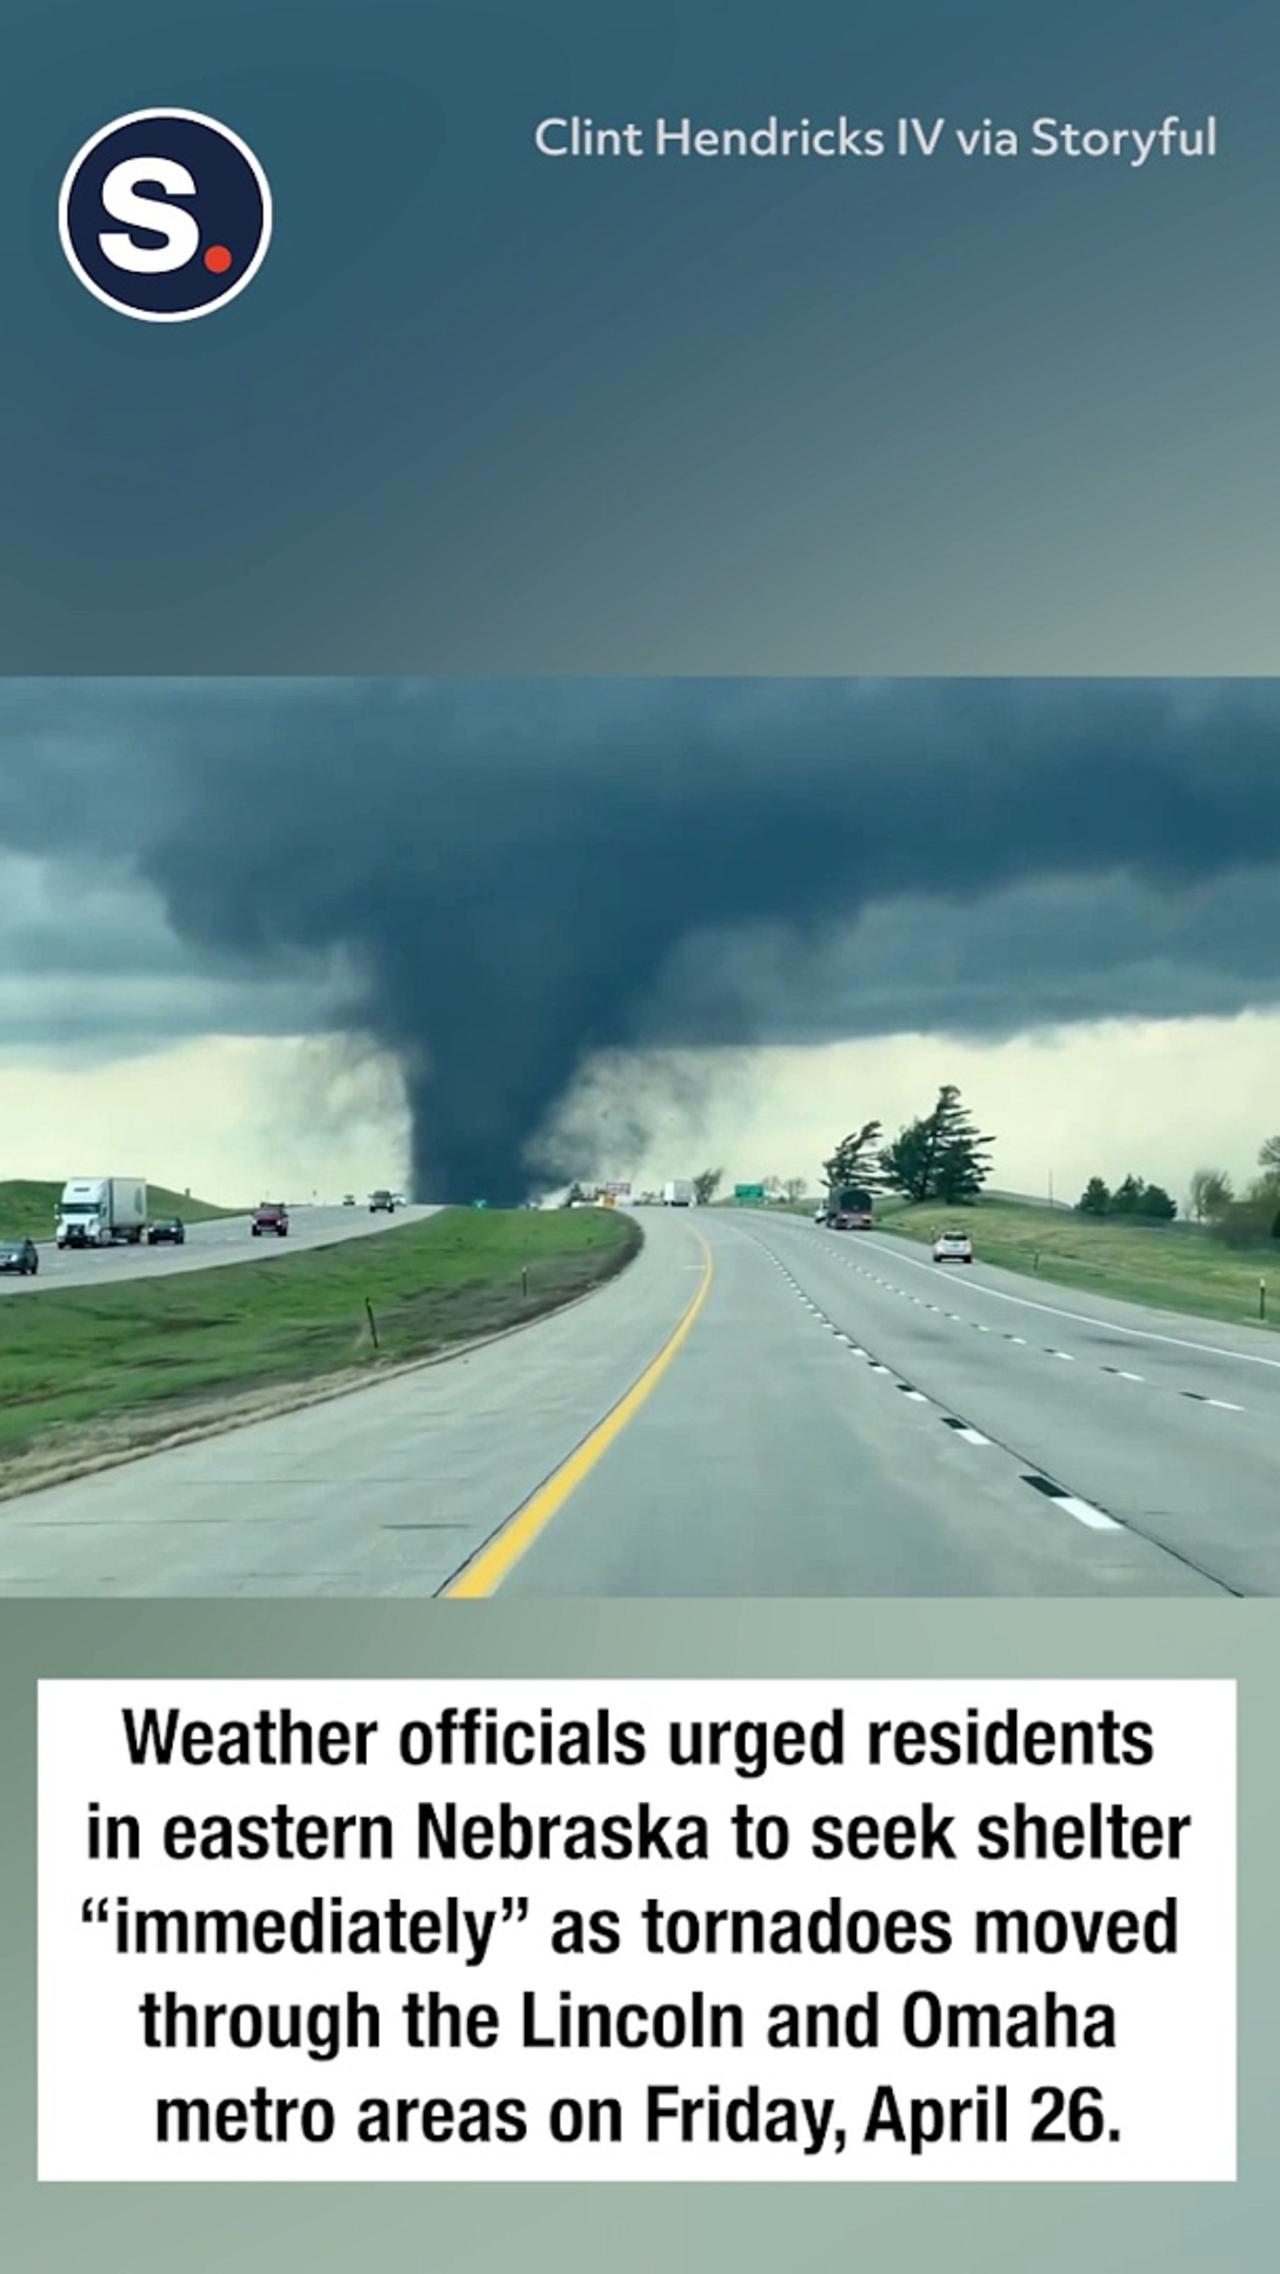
<box><xmin>874</xmin><ymin>1196</ymin><xmax>1278</xmax><ymax>1331</ymax></box>
<box><xmin>0</xmin><ymin>1206</ymin><xmax>640</xmax><ymax>1471</ymax></box>
<box><xmin>0</xmin><ymin>1179</ymin><xmax>241</xmax><ymax>1241</ymax></box>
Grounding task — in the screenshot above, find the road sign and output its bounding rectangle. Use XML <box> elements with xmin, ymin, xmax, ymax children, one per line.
<box><xmin>734</xmin><ymin>1183</ymin><xmax>765</xmax><ymax>1204</ymax></box>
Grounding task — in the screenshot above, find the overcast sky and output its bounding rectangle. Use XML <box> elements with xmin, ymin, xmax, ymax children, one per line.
<box><xmin>1</xmin><ymin>678</ymin><xmax>1277</xmax><ymax>1205</ymax></box>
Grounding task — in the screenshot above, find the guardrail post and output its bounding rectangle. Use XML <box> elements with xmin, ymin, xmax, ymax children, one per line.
<box><xmin>1261</xmin><ymin>1279</ymin><xmax>1267</xmax><ymax>1323</ymax></box>
<box><xmin>365</xmin><ymin>1299</ymin><xmax>379</xmax><ymax>1349</ymax></box>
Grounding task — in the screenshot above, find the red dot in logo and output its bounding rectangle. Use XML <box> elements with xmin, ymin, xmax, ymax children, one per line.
<box><xmin>203</xmin><ymin>244</ymin><xmax>233</xmax><ymax>274</ymax></box>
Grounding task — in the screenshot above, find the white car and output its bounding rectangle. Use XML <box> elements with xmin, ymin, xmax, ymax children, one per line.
<box><xmin>933</xmin><ymin>1229</ymin><xmax>974</xmax><ymax>1263</ymax></box>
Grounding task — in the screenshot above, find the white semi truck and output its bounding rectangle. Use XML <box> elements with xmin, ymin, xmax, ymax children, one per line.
<box><xmin>663</xmin><ymin>1179</ymin><xmax>696</xmax><ymax>1207</ymax></box>
<box><xmin>56</xmin><ymin>1177</ymin><xmax>148</xmax><ymax>1248</ymax></box>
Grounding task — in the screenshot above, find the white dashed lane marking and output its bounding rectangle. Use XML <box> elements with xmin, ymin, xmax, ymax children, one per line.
<box><xmin>758</xmin><ymin>1239</ymin><xmax>1135</xmax><ymax>1536</ymax></box>
<box><xmin>752</xmin><ymin>1223</ymin><xmax>1252</xmax><ymax>1593</ymax></box>
<box><xmin>1023</xmin><ymin>1475</ymin><xmax>1121</xmax><ymax>1532</ymax></box>
<box><xmin>801</xmin><ymin>1235</ymin><xmax>1251</xmax><ymax>1414</ymax></box>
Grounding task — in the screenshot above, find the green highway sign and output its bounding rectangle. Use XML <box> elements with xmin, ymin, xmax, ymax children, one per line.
<box><xmin>734</xmin><ymin>1183</ymin><xmax>765</xmax><ymax>1204</ymax></box>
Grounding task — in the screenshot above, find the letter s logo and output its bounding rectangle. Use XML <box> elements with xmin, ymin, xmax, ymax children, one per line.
<box><xmin>99</xmin><ymin>159</ymin><xmax>201</xmax><ymax>274</ymax></box>
<box><xmin>59</xmin><ymin>110</ymin><xmax>271</xmax><ymax>320</ymax></box>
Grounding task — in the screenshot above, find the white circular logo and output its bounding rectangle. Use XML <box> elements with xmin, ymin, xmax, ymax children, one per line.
<box><xmin>58</xmin><ymin>108</ymin><xmax>272</xmax><ymax>321</ymax></box>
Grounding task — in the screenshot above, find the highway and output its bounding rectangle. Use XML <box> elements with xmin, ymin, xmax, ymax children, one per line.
<box><xmin>0</xmin><ymin>1204</ymin><xmax>438</xmax><ymax>1293</ymax></box>
<box><xmin>1</xmin><ymin>1207</ymin><xmax>1278</xmax><ymax>1596</ymax></box>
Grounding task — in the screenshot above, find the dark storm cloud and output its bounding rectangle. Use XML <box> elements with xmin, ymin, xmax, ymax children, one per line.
<box><xmin>0</xmin><ymin>846</ymin><xmax>355</xmax><ymax>1058</ymax></box>
<box><xmin>644</xmin><ymin>868</ymin><xmax>1280</xmax><ymax>1045</ymax></box>
<box><xmin>1</xmin><ymin>679</ymin><xmax>1279</xmax><ymax>1199</ymax></box>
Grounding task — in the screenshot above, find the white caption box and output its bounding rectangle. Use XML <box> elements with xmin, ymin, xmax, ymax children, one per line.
<box><xmin>38</xmin><ymin>1678</ymin><xmax>1235</xmax><ymax>2182</ymax></box>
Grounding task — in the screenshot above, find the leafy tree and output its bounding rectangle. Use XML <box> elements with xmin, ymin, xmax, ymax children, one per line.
<box><xmin>881</xmin><ymin>1085</ymin><xmax>994</xmax><ymax>1205</ymax></box>
<box><xmin>1211</xmin><ymin>1199</ymin><xmax>1280</xmax><ymax>1249</ymax></box>
<box><xmin>1252</xmin><ymin>1149</ymin><xmax>1280</xmax><ymax>1234</ymax></box>
<box><xmin>562</xmin><ymin>1181</ymin><xmax>586</xmax><ymax>1208</ymax></box>
<box><xmin>1188</xmin><ymin>1167</ymin><xmax>1234</xmax><ymax>1222</ymax></box>
<box><xmin>879</xmin><ymin>1121</ymin><xmax>934</xmax><ymax>1203</ymax></box>
<box><xmin>693</xmin><ymin>1166</ymin><xmax>722</xmax><ymax>1206</ymax></box>
<box><xmin>822</xmin><ymin>1120</ymin><xmax>882</xmax><ymax>1197</ymax></box>
<box><xmin>932</xmin><ymin>1085</ymin><xmax>993</xmax><ymax>1203</ymax></box>
<box><xmin>1109</xmin><ymin>1173</ymin><xmax>1146</xmax><ymax>1216</ymax></box>
<box><xmin>1077</xmin><ymin>1176</ymin><xmax>1111</xmax><ymax>1216</ymax></box>
<box><xmin>1103</xmin><ymin>1173</ymin><xmax>1177</xmax><ymax>1221</ymax></box>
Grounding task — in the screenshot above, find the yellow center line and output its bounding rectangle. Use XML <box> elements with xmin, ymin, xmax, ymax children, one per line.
<box><xmin>443</xmin><ymin>1231</ymin><xmax>715</xmax><ymax>1598</ymax></box>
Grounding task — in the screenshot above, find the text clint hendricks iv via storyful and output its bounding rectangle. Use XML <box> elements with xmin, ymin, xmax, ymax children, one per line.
<box><xmin>532</xmin><ymin>115</ymin><xmax>1218</xmax><ymax>167</ymax></box>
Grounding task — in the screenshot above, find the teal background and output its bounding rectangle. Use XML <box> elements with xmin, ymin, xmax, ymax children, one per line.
<box><xmin>4</xmin><ymin>0</ymin><xmax>1279</xmax><ymax>671</ymax></box>
<box><xmin>2</xmin><ymin>0</ymin><xmax>1273</xmax><ymax>2261</ymax></box>
<box><xmin>5</xmin><ymin>1602</ymin><xmax>1261</xmax><ymax>2266</ymax></box>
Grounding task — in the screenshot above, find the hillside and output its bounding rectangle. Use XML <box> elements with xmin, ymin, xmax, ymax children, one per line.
<box><xmin>876</xmin><ymin>1194</ymin><xmax>1277</xmax><ymax>1330</ymax></box>
<box><xmin>0</xmin><ymin>1180</ymin><xmax>243</xmax><ymax>1241</ymax></box>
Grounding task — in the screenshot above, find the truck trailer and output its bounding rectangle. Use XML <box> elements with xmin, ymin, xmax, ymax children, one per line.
<box><xmin>827</xmin><ymin>1186</ymin><xmax>875</xmax><ymax>1230</ymax></box>
<box><xmin>56</xmin><ymin>1178</ymin><xmax>148</xmax><ymax>1248</ymax></box>
<box><xmin>663</xmin><ymin>1179</ymin><xmax>696</xmax><ymax>1207</ymax></box>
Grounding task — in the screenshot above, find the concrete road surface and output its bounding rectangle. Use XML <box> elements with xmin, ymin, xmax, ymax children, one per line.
<box><xmin>2</xmin><ymin>1208</ymin><xmax>1278</xmax><ymax>1597</ymax></box>
<box><xmin>0</xmin><ymin>1204</ymin><xmax>438</xmax><ymax>1293</ymax></box>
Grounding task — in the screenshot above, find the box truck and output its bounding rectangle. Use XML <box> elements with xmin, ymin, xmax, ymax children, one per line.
<box><xmin>663</xmin><ymin>1179</ymin><xmax>696</xmax><ymax>1207</ymax></box>
<box><xmin>56</xmin><ymin>1178</ymin><xmax>148</xmax><ymax>1248</ymax></box>
<box><xmin>827</xmin><ymin>1186</ymin><xmax>875</xmax><ymax>1230</ymax></box>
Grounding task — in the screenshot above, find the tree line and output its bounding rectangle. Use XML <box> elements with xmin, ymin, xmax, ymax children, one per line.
<box><xmin>653</xmin><ymin>1088</ymin><xmax>997</xmax><ymax>1214</ymax></box>
<box><xmin>822</xmin><ymin>1085</ymin><xmax>995</xmax><ymax>1206</ymax></box>
<box><xmin>1076</xmin><ymin>1132</ymin><xmax>1280</xmax><ymax>1244</ymax></box>
<box><xmin>1184</xmin><ymin>1135</ymin><xmax>1280</xmax><ymax>1248</ymax></box>
<box><xmin>568</xmin><ymin>1119</ymin><xmax>1280</xmax><ymax>1245</ymax></box>
<box><xmin>1076</xmin><ymin>1173</ymin><xmax>1177</xmax><ymax>1222</ymax></box>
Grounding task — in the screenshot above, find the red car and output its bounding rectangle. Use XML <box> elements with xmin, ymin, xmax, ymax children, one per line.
<box><xmin>252</xmin><ymin>1202</ymin><xmax>289</xmax><ymax>1238</ymax></box>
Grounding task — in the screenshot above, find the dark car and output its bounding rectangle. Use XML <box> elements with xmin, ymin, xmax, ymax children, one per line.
<box><xmin>252</xmin><ymin>1203</ymin><xmax>289</xmax><ymax>1237</ymax></box>
<box><xmin>369</xmin><ymin>1189</ymin><xmax>396</xmax><ymax>1213</ymax></box>
<box><xmin>0</xmin><ymin>1237</ymin><xmax>38</xmax><ymax>1276</ymax></box>
<box><xmin>147</xmin><ymin>1217</ymin><xmax>186</xmax><ymax>1246</ymax></box>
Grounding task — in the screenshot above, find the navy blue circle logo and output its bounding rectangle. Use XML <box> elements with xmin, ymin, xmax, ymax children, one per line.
<box><xmin>59</xmin><ymin>109</ymin><xmax>271</xmax><ymax>321</ymax></box>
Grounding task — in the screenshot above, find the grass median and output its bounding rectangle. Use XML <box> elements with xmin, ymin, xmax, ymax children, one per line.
<box><xmin>0</xmin><ymin>1206</ymin><xmax>641</xmax><ymax>1487</ymax></box>
<box><xmin>874</xmin><ymin>1198</ymin><xmax>1277</xmax><ymax>1331</ymax></box>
